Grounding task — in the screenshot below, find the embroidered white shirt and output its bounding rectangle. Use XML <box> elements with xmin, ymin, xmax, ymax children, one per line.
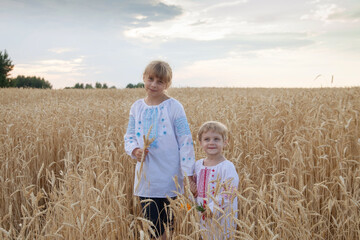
<box><xmin>195</xmin><ymin>158</ymin><xmax>239</xmax><ymax>239</ymax></box>
<box><xmin>124</xmin><ymin>98</ymin><xmax>195</xmax><ymax>197</ymax></box>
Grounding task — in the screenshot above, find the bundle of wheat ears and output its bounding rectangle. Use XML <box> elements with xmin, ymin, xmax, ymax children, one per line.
<box><xmin>135</xmin><ymin>125</ymin><xmax>155</xmax><ymax>190</ymax></box>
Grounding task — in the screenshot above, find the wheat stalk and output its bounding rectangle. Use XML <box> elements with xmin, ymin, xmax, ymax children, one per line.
<box><xmin>135</xmin><ymin>125</ymin><xmax>155</xmax><ymax>191</ymax></box>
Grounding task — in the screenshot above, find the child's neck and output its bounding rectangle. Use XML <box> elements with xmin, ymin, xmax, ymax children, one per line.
<box><xmin>145</xmin><ymin>94</ymin><xmax>169</xmax><ymax>106</ymax></box>
<box><xmin>203</xmin><ymin>155</ymin><xmax>225</xmax><ymax>167</ymax></box>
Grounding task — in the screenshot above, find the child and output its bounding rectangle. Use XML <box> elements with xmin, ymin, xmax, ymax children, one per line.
<box><xmin>124</xmin><ymin>60</ymin><xmax>196</xmax><ymax>239</ymax></box>
<box><xmin>194</xmin><ymin>121</ymin><xmax>239</xmax><ymax>239</ymax></box>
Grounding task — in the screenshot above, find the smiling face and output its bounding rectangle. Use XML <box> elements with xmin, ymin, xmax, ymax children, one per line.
<box><xmin>143</xmin><ymin>74</ymin><xmax>168</xmax><ymax>98</ymax></box>
<box><xmin>200</xmin><ymin>130</ymin><xmax>227</xmax><ymax>157</ymax></box>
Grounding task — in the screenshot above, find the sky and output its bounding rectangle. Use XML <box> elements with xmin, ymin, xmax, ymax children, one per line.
<box><xmin>1</xmin><ymin>0</ymin><xmax>359</xmax><ymax>89</ymax></box>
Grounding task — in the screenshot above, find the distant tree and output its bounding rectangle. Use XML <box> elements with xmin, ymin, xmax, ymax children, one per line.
<box><xmin>74</xmin><ymin>83</ymin><xmax>84</xmax><ymax>89</ymax></box>
<box><xmin>95</xmin><ymin>82</ymin><xmax>102</xmax><ymax>89</ymax></box>
<box><xmin>110</xmin><ymin>86</ymin><xmax>116</xmax><ymax>89</ymax></box>
<box><xmin>12</xmin><ymin>75</ymin><xmax>52</xmax><ymax>89</ymax></box>
<box><xmin>102</xmin><ymin>83</ymin><xmax>108</xmax><ymax>89</ymax></box>
<box><xmin>0</xmin><ymin>50</ymin><xmax>14</xmax><ymax>88</ymax></box>
<box><xmin>136</xmin><ymin>82</ymin><xmax>144</xmax><ymax>88</ymax></box>
<box><xmin>126</xmin><ymin>82</ymin><xmax>144</xmax><ymax>88</ymax></box>
<box><xmin>85</xmin><ymin>83</ymin><xmax>93</xmax><ymax>89</ymax></box>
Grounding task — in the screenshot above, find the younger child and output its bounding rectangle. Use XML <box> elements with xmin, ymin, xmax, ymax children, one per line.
<box><xmin>194</xmin><ymin>121</ymin><xmax>239</xmax><ymax>239</ymax></box>
<box><xmin>124</xmin><ymin>60</ymin><xmax>196</xmax><ymax>239</ymax></box>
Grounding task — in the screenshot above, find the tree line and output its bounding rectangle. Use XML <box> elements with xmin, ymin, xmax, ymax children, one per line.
<box><xmin>65</xmin><ymin>82</ymin><xmax>116</xmax><ymax>89</ymax></box>
<box><xmin>0</xmin><ymin>50</ymin><xmax>52</xmax><ymax>89</ymax></box>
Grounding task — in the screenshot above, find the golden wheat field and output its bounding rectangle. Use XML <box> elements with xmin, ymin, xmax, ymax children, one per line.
<box><xmin>1</xmin><ymin>87</ymin><xmax>360</xmax><ymax>239</ymax></box>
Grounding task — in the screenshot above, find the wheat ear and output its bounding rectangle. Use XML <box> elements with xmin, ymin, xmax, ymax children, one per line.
<box><xmin>135</xmin><ymin>125</ymin><xmax>155</xmax><ymax>190</ymax></box>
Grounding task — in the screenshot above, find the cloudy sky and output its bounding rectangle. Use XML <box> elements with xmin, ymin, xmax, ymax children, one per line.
<box><xmin>1</xmin><ymin>0</ymin><xmax>359</xmax><ymax>89</ymax></box>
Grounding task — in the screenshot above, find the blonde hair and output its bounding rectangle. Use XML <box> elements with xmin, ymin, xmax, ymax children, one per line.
<box><xmin>198</xmin><ymin>121</ymin><xmax>228</xmax><ymax>142</ymax></box>
<box><xmin>143</xmin><ymin>60</ymin><xmax>172</xmax><ymax>88</ymax></box>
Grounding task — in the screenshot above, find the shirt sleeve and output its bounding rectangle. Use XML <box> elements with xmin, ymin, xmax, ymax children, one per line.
<box><xmin>173</xmin><ymin>101</ymin><xmax>195</xmax><ymax>177</ymax></box>
<box><xmin>124</xmin><ymin>104</ymin><xmax>140</xmax><ymax>159</ymax></box>
<box><xmin>208</xmin><ymin>163</ymin><xmax>239</xmax><ymax>213</ymax></box>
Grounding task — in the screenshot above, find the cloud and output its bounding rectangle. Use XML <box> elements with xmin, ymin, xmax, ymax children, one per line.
<box><xmin>173</xmin><ymin>47</ymin><xmax>360</xmax><ymax>88</ymax></box>
<box><xmin>0</xmin><ymin>0</ymin><xmax>182</xmax><ymax>28</ymax></box>
<box><xmin>156</xmin><ymin>32</ymin><xmax>314</xmax><ymax>65</ymax></box>
<box><xmin>202</xmin><ymin>0</ymin><xmax>248</xmax><ymax>12</ymax></box>
<box><xmin>123</xmin><ymin>1</ymin><xmax>319</xmax><ymax>43</ymax></box>
<box><xmin>124</xmin><ymin>17</ymin><xmax>238</xmax><ymax>41</ymax></box>
<box><xmin>10</xmin><ymin>57</ymin><xmax>87</xmax><ymax>88</ymax></box>
<box><xmin>301</xmin><ymin>3</ymin><xmax>360</xmax><ymax>23</ymax></box>
<box><xmin>123</xmin><ymin>0</ymin><xmax>254</xmax><ymax>41</ymax></box>
<box><xmin>15</xmin><ymin>57</ymin><xmax>85</xmax><ymax>74</ymax></box>
<box><xmin>49</xmin><ymin>48</ymin><xmax>75</xmax><ymax>54</ymax></box>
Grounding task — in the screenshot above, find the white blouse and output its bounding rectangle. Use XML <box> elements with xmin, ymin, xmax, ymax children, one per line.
<box><xmin>195</xmin><ymin>158</ymin><xmax>239</xmax><ymax>238</ymax></box>
<box><xmin>124</xmin><ymin>98</ymin><xmax>195</xmax><ymax>197</ymax></box>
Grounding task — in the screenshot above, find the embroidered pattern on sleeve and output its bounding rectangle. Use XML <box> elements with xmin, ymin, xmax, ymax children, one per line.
<box><xmin>126</xmin><ymin>115</ymin><xmax>135</xmax><ymax>135</ymax></box>
<box><xmin>175</xmin><ymin>117</ymin><xmax>191</xmax><ymax>137</ymax></box>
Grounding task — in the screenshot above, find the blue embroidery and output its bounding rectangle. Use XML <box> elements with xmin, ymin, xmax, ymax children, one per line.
<box><xmin>175</xmin><ymin>117</ymin><xmax>191</xmax><ymax>137</ymax></box>
<box><xmin>136</xmin><ymin>132</ymin><xmax>141</xmax><ymax>137</ymax></box>
<box><xmin>126</xmin><ymin>116</ymin><xmax>135</xmax><ymax>135</ymax></box>
<box><xmin>143</xmin><ymin>107</ymin><xmax>159</xmax><ymax>148</ymax></box>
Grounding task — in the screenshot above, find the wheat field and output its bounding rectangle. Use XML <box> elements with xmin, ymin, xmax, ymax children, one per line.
<box><xmin>0</xmin><ymin>87</ymin><xmax>359</xmax><ymax>239</ymax></box>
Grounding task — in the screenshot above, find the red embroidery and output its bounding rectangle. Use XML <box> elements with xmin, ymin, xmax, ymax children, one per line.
<box><xmin>198</xmin><ymin>168</ymin><xmax>211</xmax><ymax>198</ymax></box>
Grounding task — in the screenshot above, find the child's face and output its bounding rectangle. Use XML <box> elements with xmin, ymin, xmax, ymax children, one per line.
<box><xmin>143</xmin><ymin>74</ymin><xmax>168</xmax><ymax>97</ymax></box>
<box><xmin>200</xmin><ymin>130</ymin><xmax>226</xmax><ymax>157</ymax></box>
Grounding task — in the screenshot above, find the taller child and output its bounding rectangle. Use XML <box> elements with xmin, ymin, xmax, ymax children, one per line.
<box><xmin>124</xmin><ymin>60</ymin><xmax>196</xmax><ymax>239</ymax></box>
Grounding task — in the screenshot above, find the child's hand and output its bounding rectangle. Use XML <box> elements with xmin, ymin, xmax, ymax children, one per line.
<box><xmin>132</xmin><ymin>148</ymin><xmax>149</xmax><ymax>162</ymax></box>
<box><xmin>189</xmin><ymin>179</ymin><xmax>198</xmax><ymax>198</ymax></box>
<box><xmin>186</xmin><ymin>176</ymin><xmax>198</xmax><ymax>197</ymax></box>
<box><xmin>201</xmin><ymin>206</ymin><xmax>213</xmax><ymax>220</ymax></box>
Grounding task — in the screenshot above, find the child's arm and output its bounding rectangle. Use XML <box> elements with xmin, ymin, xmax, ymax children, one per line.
<box><xmin>173</xmin><ymin>103</ymin><xmax>195</xmax><ymax>179</ymax></box>
<box><xmin>124</xmin><ymin>107</ymin><xmax>141</xmax><ymax>160</ymax></box>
